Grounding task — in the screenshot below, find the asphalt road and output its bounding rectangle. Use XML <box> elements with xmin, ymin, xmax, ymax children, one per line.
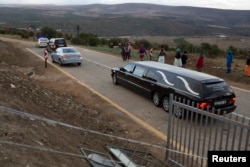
<box><xmin>27</xmin><ymin>44</ymin><xmax>250</xmax><ymax>135</ymax></box>
<box><xmin>32</xmin><ymin>46</ymin><xmax>169</xmax><ymax>133</ymax></box>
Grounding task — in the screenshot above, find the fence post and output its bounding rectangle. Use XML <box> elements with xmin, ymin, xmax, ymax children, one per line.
<box><xmin>165</xmin><ymin>93</ymin><xmax>174</xmax><ymax>161</ymax></box>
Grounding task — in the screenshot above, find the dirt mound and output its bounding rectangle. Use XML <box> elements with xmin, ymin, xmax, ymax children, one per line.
<box><xmin>0</xmin><ymin>40</ymin><xmax>166</xmax><ymax>166</ymax></box>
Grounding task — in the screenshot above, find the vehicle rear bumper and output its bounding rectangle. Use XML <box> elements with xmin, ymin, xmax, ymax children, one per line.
<box><xmin>213</xmin><ymin>105</ymin><xmax>237</xmax><ymax>114</ymax></box>
<box><xmin>62</xmin><ymin>60</ymin><xmax>82</xmax><ymax>64</ymax></box>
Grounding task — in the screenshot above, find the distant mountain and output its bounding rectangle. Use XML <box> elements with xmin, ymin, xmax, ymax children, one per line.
<box><xmin>0</xmin><ymin>3</ymin><xmax>249</xmax><ymax>37</ymax></box>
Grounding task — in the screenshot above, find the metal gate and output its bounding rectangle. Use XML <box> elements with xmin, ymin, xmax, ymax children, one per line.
<box><xmin>165</xmin><ymin>94</ymin><xmax>250</xmax><ymax>167</ymax></box>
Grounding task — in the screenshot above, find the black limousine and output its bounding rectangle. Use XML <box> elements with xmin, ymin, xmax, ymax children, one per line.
<box><xmin>111</xmin><ymin>61</ymin><xmax>236</xmax><ymax>118</ymax></box>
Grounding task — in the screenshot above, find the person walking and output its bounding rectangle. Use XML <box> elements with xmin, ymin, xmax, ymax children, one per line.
<box><xmin>158</xmin><ymin>47</ymin><xmax>166</xmax><ymax>63</ymax></box>
<box><xmin>173</xmin><ymin>48</ymin><xmax>182</xmax><ymax>67</ymax></box>
<box><xmin>226</xmin><ymin>50</ymin><xmax>234</xmax><ymax>73</ymax></box>
<box><xmin>181</xmin><ymin>51</ymin><xmax>188</xmax><ymax>68</ymax></box>
<box><xmin>138</xmin><ymin>44</ymin><xmax>147</xmax><ymax>61</ymax></box>
<box><xmin>196</xmin><ymin>52</ymin><xmax>204</xmax><ymax>72</ymax></box>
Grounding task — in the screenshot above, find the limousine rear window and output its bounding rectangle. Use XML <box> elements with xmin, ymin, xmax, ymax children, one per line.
<box><xmin>203</xmin><ymin>81</ymin><xmax>229</xmax><ymax>97</ymax></box>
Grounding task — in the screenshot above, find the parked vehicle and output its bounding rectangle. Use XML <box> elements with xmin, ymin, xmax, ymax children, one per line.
<box><xmin>47</xmin><ymin>38</ymin><xmax>67</xmax><ymax>53</ymax></box>
<box><xmin>111</xmin><ymin>61</ymin><xmax>237</xmax><ymax>118</ymax></box>
<box><xmin>35</xmin><ymin>37</ymin><xmax>49</xmax><ymax>48</ymax></box>
<box><xmin>51</xmin><ymin>47</ymin><xmax>83</xmax><ymax>66</ymax></box>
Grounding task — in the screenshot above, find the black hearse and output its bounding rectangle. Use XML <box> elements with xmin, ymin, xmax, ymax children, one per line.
<box><xmin>111</xmin><ymin>61</ymin><xmax>236</xmax><ymax>118</ymax></box>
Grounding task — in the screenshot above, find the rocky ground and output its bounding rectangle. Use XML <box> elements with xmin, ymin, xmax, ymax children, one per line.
<box><xmin>0</xmin><ymin>40</ymin><xmax>167</xmax><ymax>166</ymax></box>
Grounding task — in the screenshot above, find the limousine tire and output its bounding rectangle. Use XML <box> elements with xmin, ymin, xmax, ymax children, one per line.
<box><xmin>162</xmin><ymin>96</ymin><xmax>169</xmax><ymax>112</ymax></box>
<box><xmin>152</xmin><ymin>92</ymin><xmax>161</xmax><ymax>107</ymax></box>
<box><xmin>174</xmin><ymin>107</ymin><xmax>185</xmax><ymax>119</ymax></box>
<box><xmin>112</xmin><ymin>74</ymin><xmax>118</xmax><ymax>85</ymax></box>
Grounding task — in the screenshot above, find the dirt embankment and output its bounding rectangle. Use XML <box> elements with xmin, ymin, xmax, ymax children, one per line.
<box><xmin>0</xmin><ymin>40</ymin><xmax>167</xmax><ymax>166</ymax></box>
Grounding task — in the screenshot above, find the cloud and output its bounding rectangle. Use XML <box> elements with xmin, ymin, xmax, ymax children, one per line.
<box><xmin>0</xmin><ymin>0</ymin><xmax>249</xmax><ymax>10</ymax></box>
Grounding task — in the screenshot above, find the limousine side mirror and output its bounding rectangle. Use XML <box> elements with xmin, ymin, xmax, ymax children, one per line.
<box><xmin>120</xmin><ymin>67</ymin><xmax>126</xmax><ymax>72</ymax></box>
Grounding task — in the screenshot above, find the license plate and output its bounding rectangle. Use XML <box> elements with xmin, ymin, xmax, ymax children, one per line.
<box><xmin>214</xmin><ymin>100</ymin><xmax>226</xmax><ymax>105</ymax></box>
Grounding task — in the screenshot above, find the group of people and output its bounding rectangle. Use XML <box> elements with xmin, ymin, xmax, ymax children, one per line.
<box><xmin>173</xmin><ymin>48</ymin><xmax>189</xmax><ymax>68</ymax></box>
<box><xmin>121</xmin><ymin>43</ymin><xmax>131</xmax><ymax>61</ymax></box>
<box><xmin>121</xmin><ymin>44</ymin><xmax>148</xmax><ymax>61</ymax></box>
<box><xmin>173</xmin><ymin>48</ymin><xmax>204</xmax><ymax>71</ymax></box>
<box><xmin>224</xmin><ymin>50</ymin><xmax>250</xmax><ymax>77</ymax></box>
<box><xmin>120</xmin><ymin>44</ymin><xmax>250</xmax><ymax>76</ymax></box>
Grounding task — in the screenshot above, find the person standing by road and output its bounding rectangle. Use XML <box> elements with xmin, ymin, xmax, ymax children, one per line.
<box><xmin>181</xmin><ymin>51</ymin><xmax>188</xmax><ymax>68</ymax></box>
<box><xmin>158</xmin><ymin>47</ymin><xmax>166</xmax><ymax>63</ymax></box>
<box><xmin>138</xmin><ymin>44</ymin><xmax>147</xmax><ymax>61</ymax></box>
<box><xmin>244</xmin><ymin>55</ymin><xmax>250</xmax><ymax>77</ymax></box>
<box><xmin>44</xmin><ymin>47</ymin><xmax>49</xmax><ymax>68</ymax></box>
<box><xmin>173</xmin><ymin>48</ymin><xmax>182</xmax><ymax>67</ymax></box>
<box><xmin>120</xmin><ymin>43</ymin><xmax>126</xmax><ymax>61</ymax></box>
<box><xmin>124</xmin><ymin>43</ymin><xmax>130</xmax><ymax>61</ymax></box>
<box><xmin>149</xmin><ymin>48</ymin><xmax>154</xmax><ymax>61</ymax></box>
<box><xmin>196</xmin><ymin>52</ymin><xmax>204</xmax><ymax>72</ymax></box>
<box><xmin>226</xmin><ymin>50</ymin><xmax>234</xmax><ymax>73</ymax></box>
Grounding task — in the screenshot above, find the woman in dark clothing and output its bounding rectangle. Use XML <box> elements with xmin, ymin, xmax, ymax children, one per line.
<box><xmin>158</xmin><ymin>47</ymin><xmax>166</xmax><ymax>63</ymax></box>
<box><xmin>181</xmin><ymin>51</ymin><xmax>188</xmax><ymax>68</ymax></box>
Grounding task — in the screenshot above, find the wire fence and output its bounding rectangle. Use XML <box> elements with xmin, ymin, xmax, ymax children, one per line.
<box><xmin>0</xmin><ymin>106</ymin><xmax>169</xmax><ymax>167</ymax></box>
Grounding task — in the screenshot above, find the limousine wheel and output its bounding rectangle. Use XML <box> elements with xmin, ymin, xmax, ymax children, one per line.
<box><xmin>152</xmin><ymin>92</ymin><xmax>161</xmax><ymax>107</ymax></box>
<box><xmin>174</xmin><ymin>107</ymin><xmax>185</xmax><ymax>119</ymax></box>
<box><xmin>162</xmin><ymin>96</ymin><xmax>169</xmax><ymax>112</ymax></box>
<box><xmin>112</xmin><ymin>74</ymin><xmax>118</xmax><ymax>85</ymax></box>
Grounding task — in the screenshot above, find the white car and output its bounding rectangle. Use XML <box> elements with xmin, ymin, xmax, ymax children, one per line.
<box><xmin>35</xmin><ymin>37</ymin><xmax>49</xmax><ymax>48</ymax></box>
<box><xmin>51</xmin><ymin>47</ymin><xmax>83</xmax><ymax>66</ymax></box>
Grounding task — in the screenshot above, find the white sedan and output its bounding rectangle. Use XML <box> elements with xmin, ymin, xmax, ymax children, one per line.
<box><xmin>51</xmin><ymin>47</ymin><xmax>83</xmax><ymax>66</ymax></box>
<box><xmin>35</xmin><ymin>37</ymin><xmax>49</xmax><ymax>48</ymax></box>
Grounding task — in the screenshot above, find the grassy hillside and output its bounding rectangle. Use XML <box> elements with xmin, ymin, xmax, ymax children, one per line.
<box><xmin>0</xmin><ymin>3</ymin><xmax>249</xmax><ymax>37</ymax></box>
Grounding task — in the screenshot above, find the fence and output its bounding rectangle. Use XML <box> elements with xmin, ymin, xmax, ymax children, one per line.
<box><xmin>166</xmin><ymin>94</ymin><xmax>250</xmax><ymax>167</ymax></box>
<box><xmin>0</xmin><ymin>106</ymin><xmax>169</xmax><ymax>167</ymax></box>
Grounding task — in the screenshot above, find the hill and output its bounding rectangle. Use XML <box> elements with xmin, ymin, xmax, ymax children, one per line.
<box><xmin>0</xmin><ymin>3</ymin><xmax>250</xmax><ymax>37</ymax></box>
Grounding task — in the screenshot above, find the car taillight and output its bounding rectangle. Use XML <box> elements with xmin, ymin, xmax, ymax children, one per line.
<box><xmin>198</xmin><ymin>101</ymin><xmax>211</xmax><ymax>109</ymax></box>
<box><xmin>62</xmin><ymin>55</ymin><xmax>67</xmax><ymax>59</ymax></box>
<box><xmin>78</xmin><ymin>54</ymin><xmax>83</xmax><ymax>59</ymax></box>
<box><xmin>229</xmin><ymin>97</ymin><xmax>236</xmax><ymax>104</ymax></box>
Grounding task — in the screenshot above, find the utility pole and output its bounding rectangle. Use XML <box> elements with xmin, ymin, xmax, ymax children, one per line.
<box><xmin>77</xmin><ymin>25</ymin><xmax>80</xmax><ymax>37</ymax></box>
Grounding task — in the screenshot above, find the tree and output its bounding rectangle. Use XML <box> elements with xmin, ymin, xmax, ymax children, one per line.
<box><xmin>228</xmin><ymin>45</ymin><xmax>237</xmax><ymax>55</ymax></box>
<box><xmin>40</xmin><ymin>26</ymin><xmax>57</xmax><ymax>39</ymax></box>
<box><xmin>134</xmin><ymin>39</ymin><xmax>152</xmax><ymax>49</ymax></box>
<box><xmin>88</xmin><ymin>36</ymin><xmax>100</xmax><ymax>46</ymax></box>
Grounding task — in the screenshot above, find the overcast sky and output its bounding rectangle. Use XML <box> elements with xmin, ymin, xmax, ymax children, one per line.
<box><xmin>0</xmin><ymin>0</ymin><xmax>249</xmax><ymax>10</ymax></box>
